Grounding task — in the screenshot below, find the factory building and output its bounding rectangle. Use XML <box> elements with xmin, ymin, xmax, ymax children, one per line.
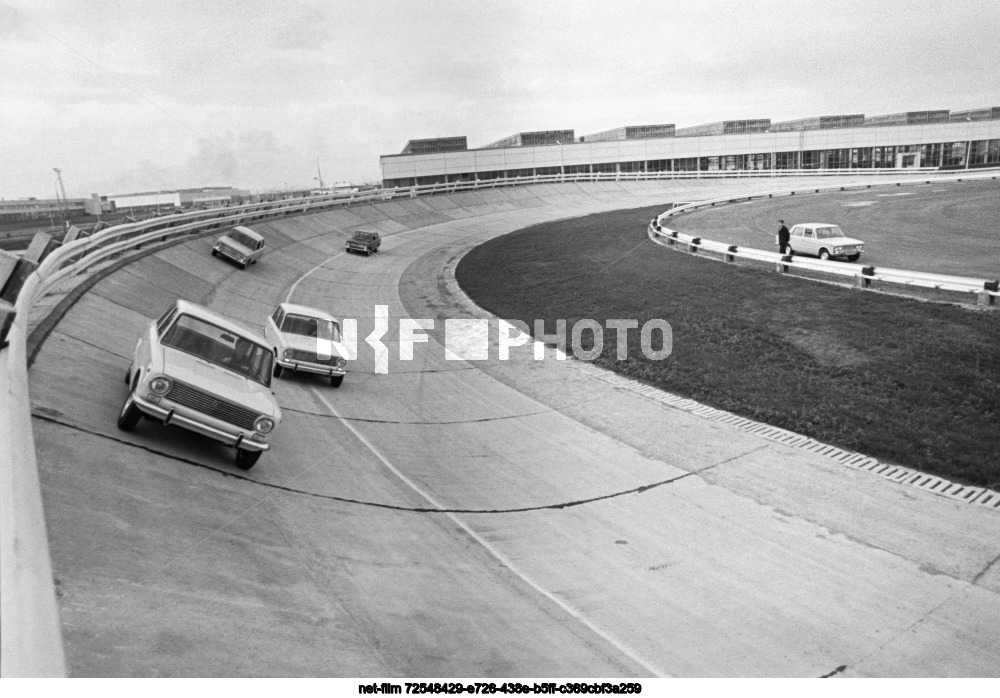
<box><xmin>380</xmin><ymin>107</ymin><xmax>1000</xmax><ymax>188</ymax></box>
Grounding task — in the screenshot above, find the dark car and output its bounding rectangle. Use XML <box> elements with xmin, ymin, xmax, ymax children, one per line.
<box><xmin>346</xmin><ymin>230</ymin><xmax>381</xmax><ymax>256</ymax></box>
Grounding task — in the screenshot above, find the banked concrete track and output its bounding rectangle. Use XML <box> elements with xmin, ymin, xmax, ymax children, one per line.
<box><xmin>27</xmin><ymin>179</ymin><xmax>1000</xmax><ymax>677</ymax></box>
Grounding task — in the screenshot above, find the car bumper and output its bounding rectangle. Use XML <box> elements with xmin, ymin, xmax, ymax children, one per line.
<box><xmin>276</xmin><ymin>359</ymin><xmax>346</xmax><ymax>377</ymax></box>
<box><xmin>215</xmin><ymin>246</ymin><xmax>248</xmax><ymax>265</ymax></box>
<box><xmin>132</xmin><ymin>393</ymin><xmax>270</xmax><ymax>452</ymax></box>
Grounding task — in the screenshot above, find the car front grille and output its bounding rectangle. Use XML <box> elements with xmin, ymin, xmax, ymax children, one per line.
<box><xmin>289</xmin><ymin>349</ymin><xmax>338</xmax><ymax>365</ymax></box>
<box><xmin>166</xmin><ymin>380</ymin><xmax>259</xmax><ymax>430</ymax></box>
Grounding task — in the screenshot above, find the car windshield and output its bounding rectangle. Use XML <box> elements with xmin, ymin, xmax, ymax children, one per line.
<box><xmin>227</xmin><ymin>230</ymin><xmax>258</xmax><ymax>248</ymax></box>
<box><xmin>355</xmin><ymin>232</ymin><xmax>376</xmax><ymax>241</ymax></box>
<box><xmin>816</xmin><ymin>227</ymin><xmax>844</xmax><ymax>239</ymax></box>
<box><xmin>161</xmin><ymin>314</ymin><xmax>272</xmax><ymax>386</ymax></box>
<box><xmin>281</xmin><ymin>314</ymin><xmax>341</xmax><ymax>342</ymax></box>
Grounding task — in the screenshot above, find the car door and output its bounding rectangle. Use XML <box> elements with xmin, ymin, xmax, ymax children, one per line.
<box><xmin>800</xmin><ymin>228</ymin><xmax>817</xmax><ymax>255</ymax></box>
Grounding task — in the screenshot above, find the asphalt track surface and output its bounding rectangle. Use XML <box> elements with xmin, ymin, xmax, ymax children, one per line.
<box><xmin>27</xmin><ymin>177</ymin><xmax>1000</xmax><ymax>677</ymax></box>
<box><xmin>670</xmin><ymin>178</ymin><xmax>1000</xmax><ymax>279</ymax></box>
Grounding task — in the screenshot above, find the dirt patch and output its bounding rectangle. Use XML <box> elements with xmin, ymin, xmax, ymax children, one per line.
<box><xmin>779</xmin><ymin>328</ymin><xmax>870</xmax><ymax>367</ymax></box>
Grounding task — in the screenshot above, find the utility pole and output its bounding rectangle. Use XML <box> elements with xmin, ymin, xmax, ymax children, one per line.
<box><xmin>315</xmin><ymin>158</ymin><xmax>325</xmax><ymax>190</ymax></box>
<box><xmin>53</xmin><ymin>168</ymin><xmax>69</xmax><ymax>230</ymax></box>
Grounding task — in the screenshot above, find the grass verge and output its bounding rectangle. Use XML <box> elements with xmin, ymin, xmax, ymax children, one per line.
<box><xmin>456</xmin><ymin>203</ymin><xmax>1000</xmax><ymax>489</ymax></box>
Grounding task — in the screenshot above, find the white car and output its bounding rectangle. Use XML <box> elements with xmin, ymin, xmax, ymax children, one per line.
<box><xmin>264</xmin><ymin>303</ymin><xmax>349</xmax><ymax>387</ymax></box>
<box><xmin>120</xmin><ymin>300</ymin><xmax>281</xmax><ymax>470</ymax></box>
<box><xmin>211</xmin><ymin>226</ymin><xmax>265</xmax><ymax>269</ymax></box>
<box><xmin>788</xmin><ymin>223</ymin><xmax>864</xmax><ymax>261</ymax></box>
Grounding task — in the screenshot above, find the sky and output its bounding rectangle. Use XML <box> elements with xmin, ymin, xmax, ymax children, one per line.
<box><xmin>2</xmin><ymin>0</ymin><xmax>999</xmax><ymax>198</ymax></box>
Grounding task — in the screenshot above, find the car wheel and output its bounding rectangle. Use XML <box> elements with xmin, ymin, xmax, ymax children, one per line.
<box><xmin>330</xmin><ymin>374</ymin><xmax>344</xmax><ymax>388</ymax></box>
<box><xmin>819</xmin><ymin>249</ymin><xmax>830</xmax><ymax>260</ymax></box>
<box><xmin>847</xmin><ymin>253</ymin><xmax>861</xmax><ymax>262</ymax></box>
<box><xmin>239</xmin><ymin>261</ymin><xmax>247</xmax><ymax>270</ymax></box>
<box><xmin>124</xmin><ymin>365</ymin><xmax>132</xmax><ymax>384</ymax></box>
<box><xmin>117</xmin><ymin>378</ymin><xmax>142</xmax><ymax>431</ymax></box>
<box><xmin>211</xmin><ymin>249</ymin><xmax>218</xmax><ymax>257</ymax></box>
<box><xmin>365</xmin><ymin>249</ymin><xmax>371</xmax><ymax>257</ymax></box>
<box><xmin>235</xmin><ymin>448</ymin><xmax>261</xmax><ymax>470</ymax></box>
<box><xmin>273</xmin><ymin>363</ymin><xmax>283</xmax><ymax>378</ymax></box>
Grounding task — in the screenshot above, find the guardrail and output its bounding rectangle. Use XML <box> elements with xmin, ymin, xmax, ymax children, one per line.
<box><xmin>0</xmin><ymin>166</ymin><xmax>996</xmax><ymax>676</ymax></box>
<box><xmin>648</xmin><ymin>171</ymin><xmax>1000</xmax><ymax>303</ymax></box>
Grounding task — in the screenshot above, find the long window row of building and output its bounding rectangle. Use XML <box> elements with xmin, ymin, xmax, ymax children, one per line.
<box><xmin>380</xmin><ymin>108</ymin><xmax>1000</xmax><ymax>188</ymax></box>
<box><xmin>382</xmin><ymin>138</ymin><xmax>1000</xmax><ymax>187</ymax></box>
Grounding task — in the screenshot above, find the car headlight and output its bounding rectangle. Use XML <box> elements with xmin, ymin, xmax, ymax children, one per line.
<box><xmin>254</xmin><ymin>416</ymin><xmax>275</xmax><ymax>435</ymax></box>
<box><xmin>336</xmin><ymin>357</ymin><xmax>346</xmax><ymax>368</ymax></box>
<box><xmin>283</xmin><ymin>348</ymin><xmax>294</xmax><ymax>360</ymax></box>
<box><xmin>834</xmin><ymin>247</ymin><xmax>843</xmax><ymax>254</ymax></box>
<box><xmin>149</xmin><ymin>376</ymin><xmax>172</xmax><ymax>395</ymax></box>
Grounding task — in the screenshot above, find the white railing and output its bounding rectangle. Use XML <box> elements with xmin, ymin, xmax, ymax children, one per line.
<box><xmin>1</xmin><ymin>165</ymin><xmax>997</xmax><ymax>676</ymax></box>
<box><xmin>648</xmin><ymin>171</ymin><xmax>1000</xmax><ymax>299</ymax></box>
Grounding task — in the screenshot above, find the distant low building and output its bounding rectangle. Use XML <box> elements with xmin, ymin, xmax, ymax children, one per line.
<box><xmin>0</xmin><ymin>197</ymin><xmax>88</xmax><ymax>222</ymax></box>
<box><xmin>107</xmin><ymin>191</ymin><xmax>181</xmax><ymax>214</ymax></box>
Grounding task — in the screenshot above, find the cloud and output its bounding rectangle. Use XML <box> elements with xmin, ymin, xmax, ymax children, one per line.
<box><xmin>91</xmin><ymin>129</ymin><xmax>310</xmax><ymax>193</ymax></box>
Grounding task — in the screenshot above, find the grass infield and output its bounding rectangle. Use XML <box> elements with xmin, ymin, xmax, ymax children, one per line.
<box><xmin>456</xmin><ymin>203</ymin><xmax>1000</xmax><ymax>490</ymax></box>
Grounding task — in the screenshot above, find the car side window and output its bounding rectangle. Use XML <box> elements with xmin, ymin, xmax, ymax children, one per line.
<box><xmin>157</xmin><ymin>307</ymin><xmax>178</xmax><ymax>335</ymax></box>
<box><xmin>805</xmin><ymin>229</ymin><xmax>814</xmax><ymax>238</ymax></box>
<box><xmin>272</xmin><ymin>308</ymin><xmax>284</xmax><ymax>326</ymax></box>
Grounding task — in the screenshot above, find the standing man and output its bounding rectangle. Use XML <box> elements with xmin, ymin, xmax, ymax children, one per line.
<box><xmin>777</xmin><ymin>219</ymin><xmax>791</xmax><ymax>255</ymax></box>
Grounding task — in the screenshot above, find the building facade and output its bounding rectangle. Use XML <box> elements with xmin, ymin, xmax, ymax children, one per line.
<box><xmin>380</xmin><ymin>108</ymin><xmax>1000</xmax><ymax>187</ymax></box>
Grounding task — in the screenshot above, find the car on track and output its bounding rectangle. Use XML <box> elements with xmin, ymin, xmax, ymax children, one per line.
<box><xmin>119</xmin><ymin>299</ymin><xmax>281</xmax><ymax>470</ymax></box>
<box><xmin>787</xmin><ymin>223</ymin><xmax>864</xmax><ymax>261</ymax></box>
<box><xmin>211</xmin><ymin>226</ymin><xmax>265</xmax><ymax>269</ymax></box>
<box><xmin>264</xmin><ymin>303</ymin><xmax>349</xmax><ymax>387</ymax></box>
<box><xmin>346</xmin><ymin>230</ymin><xmax>381</xmax><ymax>256</ymax></box>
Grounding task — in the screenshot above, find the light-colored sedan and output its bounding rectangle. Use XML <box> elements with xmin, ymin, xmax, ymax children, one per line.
<box><xmin>211</xmin><ymin>225</ymin><xmax>265</xmax><ymax>269</ymax></box>
<box><xmin>120</xmin><ymin>299</ymin><xmax>281</xmax><ymax>470</ymax></box>
<box><xmin>264</xmin><ymin>303</ymin><xmax>349</xmax><ymax>387</ymax></box>
<box><xmin>788</xmin><ymin>223</ymin><xmax>864</xmax><ymax>261</ymax></box>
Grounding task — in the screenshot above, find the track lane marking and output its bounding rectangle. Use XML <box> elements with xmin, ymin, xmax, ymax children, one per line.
<box><xmin>309</xmin><ymin>388</ymin><xmax>667</xmax><ymax>677</ymax></box>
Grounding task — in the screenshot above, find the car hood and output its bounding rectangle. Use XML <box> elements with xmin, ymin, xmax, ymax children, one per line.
<box><xmin>217</xmin><ymin>236</ymin><xmax>252</xmax><ymax>255</ymax></box>
<box><xmin>160</xmin><ymin>346</ymin><xmax>280</xmax><ymax>417</ymax></box>
<box><xmin>282</xmin><ymin>332</ymin><xmax>350</xmax><ymax>360</ymax></box>
<box><xmin>821</xmin><ymin>236</ymin><xmax>864</xmax><ymax>246</ymax></box>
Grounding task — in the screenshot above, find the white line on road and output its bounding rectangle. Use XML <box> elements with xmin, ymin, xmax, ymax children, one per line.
<box><xmin>310</xmin><ymin>386</ymin><xmax>667</xmax><ymax>678</ymax></box>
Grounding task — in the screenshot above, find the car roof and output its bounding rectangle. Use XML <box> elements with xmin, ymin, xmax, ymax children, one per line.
<box><xmin>229</xmin><ymin>225</ymin><xmax>264</xmax><ymax>240</ymax></box>
<box><xmin>353</xmin><ymin>229</ymin><xmax>379</xmax><ymax>235</ymax></box>
<box><xmin>794</xmin><ymin>222</ymin><xmax>841</xmax><ymax>228</ymax></box>
<box><xmin>278</xmin><ymin>302</ymin><xmax>337</xmax><ymax>322</ymax></box>
<box><xmin>172</xmin><ymin>299</ymin><xmax>270</xmax><ymax>345</ymax></box>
